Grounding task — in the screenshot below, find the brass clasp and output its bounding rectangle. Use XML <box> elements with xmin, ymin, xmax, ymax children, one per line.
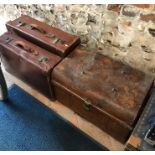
<box><xmin>83</xmin><ymin>99</ymin><xmax>92</xmax><ymax>111</ymax></box>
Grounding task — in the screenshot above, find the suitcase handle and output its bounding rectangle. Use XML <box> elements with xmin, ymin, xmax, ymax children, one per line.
<box><xmin>20</xmin><ymin>23</ymin><xmax>70</xmax><ymax>48</ymax></box>
<box><xmin>29</xmin><ymin>24</ymin><xmax>69</xmax><ymax>47</ymax></box>
<box><xmin>16</xmin><ymin>21</ymin><xmax>46</xmax><ymax>35</ymax></box>
<box><xmin>29</xmin><ymin>24</ymin><xmax>47</xmax><ymax>34</ymax></box>
<box><xmin>14</xmin><ymin>41</ymin><xmax>39</xmax><ymax>55</ymax></box>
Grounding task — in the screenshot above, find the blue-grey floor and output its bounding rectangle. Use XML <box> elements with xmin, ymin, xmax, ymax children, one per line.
<box><xmin>0</xmin><ymin>85</ymin><xmax>105</xmax><ymax>151</ymax></box>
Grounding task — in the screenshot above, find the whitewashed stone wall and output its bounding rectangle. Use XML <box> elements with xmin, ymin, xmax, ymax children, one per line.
<box><xmin>1</xmin><ymin>4</ymin><xmax>155</xmax><ymax>76</ymax></box>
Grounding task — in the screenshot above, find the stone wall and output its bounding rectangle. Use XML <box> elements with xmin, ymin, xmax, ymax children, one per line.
<box><xmin>1</xmin><ymin>4</ymin><xmax>155</xmax><ymax>76</ymax></box>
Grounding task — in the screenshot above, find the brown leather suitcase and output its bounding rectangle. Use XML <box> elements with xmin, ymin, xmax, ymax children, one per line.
<box><xmin>6</xmin><ymin>15</ymin><xmax>81</xmax><ymax>57</ymax></box>
<box><xmin>0</xmin><ymin>32</ymin><xmax>61</xmax><ymax>99</ymax></box>
<box><xmin>52</xmin><ymin>48</ymin><xmax>154</xmax><ymax>143</ymax></box>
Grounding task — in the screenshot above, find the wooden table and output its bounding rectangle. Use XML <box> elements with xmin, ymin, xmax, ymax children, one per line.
<box><xmin>3</xmin><ymin>70</ymin><xmax>125</xmax><ymax>151</ymax></box>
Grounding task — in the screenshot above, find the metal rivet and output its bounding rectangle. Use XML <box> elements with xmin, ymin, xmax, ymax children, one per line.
<box><xmin>64</xmin><ymin>44</ymin><xmax>69</xmax><ymax>47</ymax></box>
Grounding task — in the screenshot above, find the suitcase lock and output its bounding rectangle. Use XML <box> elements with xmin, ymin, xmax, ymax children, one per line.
<box><xmin>39</xmin><ymin>56</ymin><xmax>49</xmax><ymax>63</ymax></box>
<box><xmin>16</xmin><ymin>21</ymin><xmax>27</xmax><ymax>27</ymax></box>
<box><xmin>83</xmin><ymin>100</ymin><xmax>92</xmax><ymax>111</ymax></box>
<box><xmin>4</xmin><ymin>37</ymin><xmax>13</xmax><ymax>44</ymax></box>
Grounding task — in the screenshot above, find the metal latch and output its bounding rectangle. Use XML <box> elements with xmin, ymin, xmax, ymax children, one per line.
<box><xmin>16</xmin><ymin>21</ymin><xmax>27</xmax><ymax>27</ymax></box>
<box><xmin>4</xmin><ymin>37</ymin><xmax>13</xmax><ymax>44</ymax></box>
<box><xmin>39</xmin><ymin>56</ymin><xmax>49</xmax><ymax>63</ymax></box>
<box><xmin>83</xmin><ymin>99</ymin><xmax>92</xmax><ymax>111</ymax></box>
<box><xmin>144</xmin><ymin>124</ymin><xmax>155</xmax><ymax>146</ymax></box>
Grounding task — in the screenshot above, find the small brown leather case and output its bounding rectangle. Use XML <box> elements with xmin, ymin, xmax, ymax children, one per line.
<box><xmin>0</xmin><ymin>32</ymin><xmax>61</xmax><ymax>100</ymax></box>
<box><xmin>6</xmin><ymin>15</ymin><xmax>81</xmax><ymax>57</ymax></box>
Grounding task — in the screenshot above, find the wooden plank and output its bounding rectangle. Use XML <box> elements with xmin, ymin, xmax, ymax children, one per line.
<box><xmin>3</xmin><ymin>68</ymin><xmax>125</xmax><ymax>151</ymax></box>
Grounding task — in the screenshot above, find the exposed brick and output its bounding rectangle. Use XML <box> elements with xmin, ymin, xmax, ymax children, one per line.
<box><xmin>107</xmin><ymin>4</ymin><xmax>122</xmax><ymax>13</ymax></box>
<box><xmin>132</xmin><ymin>4</ymin><xmax>151</xmax><ymax>9</ymax></box>
<box><xmin>140</xmin><ymin>13</ymin><xmax>155</xmax><ymax>22</ymax></box>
